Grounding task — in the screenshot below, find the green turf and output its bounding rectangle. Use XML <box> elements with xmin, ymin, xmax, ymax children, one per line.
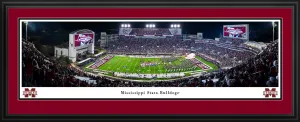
<box><xmin>98</xmin><ymin>55</ymin><xmax>202</xmax><ymax>74</ymax></box>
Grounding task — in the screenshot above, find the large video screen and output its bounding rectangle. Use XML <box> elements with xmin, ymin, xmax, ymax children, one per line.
<box><xmin>223</xmin><ymin>24</ymin><xmax>248</xmax><ymax>40</ymax></box>
<box><xmin>74</xmin><ymin>33</ymin><xmax>94</xmax><ymax>47</ymax></box>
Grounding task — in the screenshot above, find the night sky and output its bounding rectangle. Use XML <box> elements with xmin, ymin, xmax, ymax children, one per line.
<box><xmin>22</xmin><ymin>21</ymin><xmax>279</xmax><ymax>46</ymax></box>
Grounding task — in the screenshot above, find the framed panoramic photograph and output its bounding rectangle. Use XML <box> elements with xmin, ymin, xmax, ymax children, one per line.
<box><xmin>2</xmin><ymin>0</ymin><xmax>299</xmax><ymax>121</ymax></box>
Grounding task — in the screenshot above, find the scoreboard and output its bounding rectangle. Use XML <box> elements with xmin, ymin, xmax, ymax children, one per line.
<box><xmin>223</xmin><ymin>24</ymin><xmax>249</xmax><ymax>40</ymax></box>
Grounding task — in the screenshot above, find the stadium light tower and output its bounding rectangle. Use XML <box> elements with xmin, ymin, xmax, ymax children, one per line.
<box><xmin>272</xmin><ymin>21</ymin><xmax>277</xmax><ymax>42</ymax></box>
<box><xmin>122</xmin><ymin>24</ymin><xmax>131</xmax><ymax>28</ymax></box>
<box><xmin>23</xmin><ymin>21</ymin><xmax>28</xmax><ymax>40</ymax></box>
<box><xmin>171</xmin><ymin>24</ymin><xmax>180</xmax><ymax>28</ymax></box>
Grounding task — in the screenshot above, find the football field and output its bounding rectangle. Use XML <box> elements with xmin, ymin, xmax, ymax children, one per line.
<box><xmin>97</xmin><ymin>55</ymin><xmax>217</xmax><ymax>74</ymax></box>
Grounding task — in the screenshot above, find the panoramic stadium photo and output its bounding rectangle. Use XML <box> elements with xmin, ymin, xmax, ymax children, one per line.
<box><xmin>21</xmin><ymin>20</ymin><xmax>279</xmax><ymax>87</ymax></box>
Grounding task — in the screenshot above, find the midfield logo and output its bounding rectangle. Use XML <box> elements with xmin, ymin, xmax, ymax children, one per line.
<box><xmin>23</xmin><ymin>88</ymin><xmax>37</xmax><ymax>98</ymax></box>
<box><xmin>263</xmin><ymin>88</ymin><xmax>278</xmax><ymax>98</ymax></box>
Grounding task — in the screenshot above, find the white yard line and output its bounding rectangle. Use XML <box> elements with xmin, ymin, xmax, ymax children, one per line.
<box><xmin>111</xmin><ymin>56</ymin><xmax>124</xmax><ymax>72</ymax></box>
<box><xmin>131</xmin><ymin>58</ymin><xmax>140</xmax><ymax>73</ymax></box>
<box><xmin>152</xmin><ymin>59</ymin><xmax>156</xmax><ymax>74</ymax></box>
<box><xmin>116</xmin><ymin>57</ymin><xmax>128</xmax><ymax>72</ymax></box>
<box><xmin>128</xmin><ymin>57</ymin><xmax>137</xmax><ymax>73</ymax></box>
<box><xmin>157</xmin><ymin>58</ymin><xmax>162</xmax><ymax>74</ymax></box>
<box><xmin>147</xmin><ymin>58</ymin><xmax>151</xmax><ymax>74</ymax></box>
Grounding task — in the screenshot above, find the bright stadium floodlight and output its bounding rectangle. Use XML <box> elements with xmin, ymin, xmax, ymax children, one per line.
<box><xmin>23</xmin><ymin>21</ymin><xmax>29</xmax><ymax>40</ymax></box>
<box><xmin>125</xmin><ymin>24</ymin><xmax>128</xmax><ymax>28</ymax></box>
<box><xmin>128</xmin><ymin>24</ymin><xmax>131</xmax><ymax>28</ymax></box>
<box><xmin>171</xmin><ymin>24</ymin><xmax>174</xmax><ymax>28</ymax></box>
<box><xmin>121</xmin><ymin>24</ymin><xmax>124</xmax><ymax>28</ymax></box>
<box><xmin>146</xmin><ymin>24</ymin><xmax>149</xmax><ymax>28</ymax></box>
<box><xmin>178</xmin><ymin>24</ymin><xmax>180</xmax><ymax>28</ymax></box>
<box><xmin>153</xmin><ymin>24</ymin><xmax>156</xmax><ymax>28</ymax></box>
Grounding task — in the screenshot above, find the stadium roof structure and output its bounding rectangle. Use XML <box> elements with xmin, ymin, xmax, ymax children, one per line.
<box><xmin>70</xmin><ymin>29</ymin><xmax>94</xmax><ymax>34</ymax></box>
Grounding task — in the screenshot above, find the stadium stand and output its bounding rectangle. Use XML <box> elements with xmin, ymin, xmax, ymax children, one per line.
<box><xmin>22</xmin><ymin>36</ymin><xmax>278</xmax><ymax>87</ymax></box>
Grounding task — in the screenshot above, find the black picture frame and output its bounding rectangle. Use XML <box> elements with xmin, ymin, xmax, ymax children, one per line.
<box><xmin>1</xmin><ymin>0</ymin><xmax>299</xmax><ymax>121</ymax></box>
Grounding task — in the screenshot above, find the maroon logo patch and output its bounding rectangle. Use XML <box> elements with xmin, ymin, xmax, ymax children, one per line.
<box><xmin>23</xmin><ymin>88</ymin><xmax>37</xmax><ymax>98</ymax></box>
<box><xmin>263</xmin><ymin>88</ymin><xmax>277</xmax><ymax>98</ymax></box>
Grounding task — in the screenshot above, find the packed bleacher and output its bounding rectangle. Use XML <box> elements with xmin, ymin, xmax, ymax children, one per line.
<box><xmin>107</xmin><ymin>36</ymin><xmax>191</xmax><ymax>54</ymax></box>
<box><xmin>193</xmin><ymin>42</ymin><xmax>255</xmax><ymax>68</ymax></box>
<box><xmin>129</xmin><ymin>28</ymin><xmax>172</xmax><ymax>35</ymax></box>
<box><xmin>22</xmin><ymin>40</ymin><xmax>98</xmax><ymax>87</ymax></box>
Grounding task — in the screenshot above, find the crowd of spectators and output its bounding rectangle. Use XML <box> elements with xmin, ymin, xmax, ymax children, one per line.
<box><xmin>129</xmin><ymin>28</ymin><xmax>172</xmax><ymax>35</ymax></box>
<box><xmin>107</xmin><ymin>36</ymin><xmax>192</xmax><ymax>54</ymax></box>
<box><xmin>22</xmin><ymin>34</ymin><xmax>278</xmax><ymax>87</ymax></box>
<box><xmin>218</xmin><ymin>37</ymin><xmax>247</xmax><ymax>45</ymax></box>
<box><xmin>193</xmin><ymin>42</ymin><xmax>255</xmax><ymax>68</ymax></box>
<box><xmin>22</xmin><ymin>40</ymin><xmax>98</xmax><ymax>87</ymax></box>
